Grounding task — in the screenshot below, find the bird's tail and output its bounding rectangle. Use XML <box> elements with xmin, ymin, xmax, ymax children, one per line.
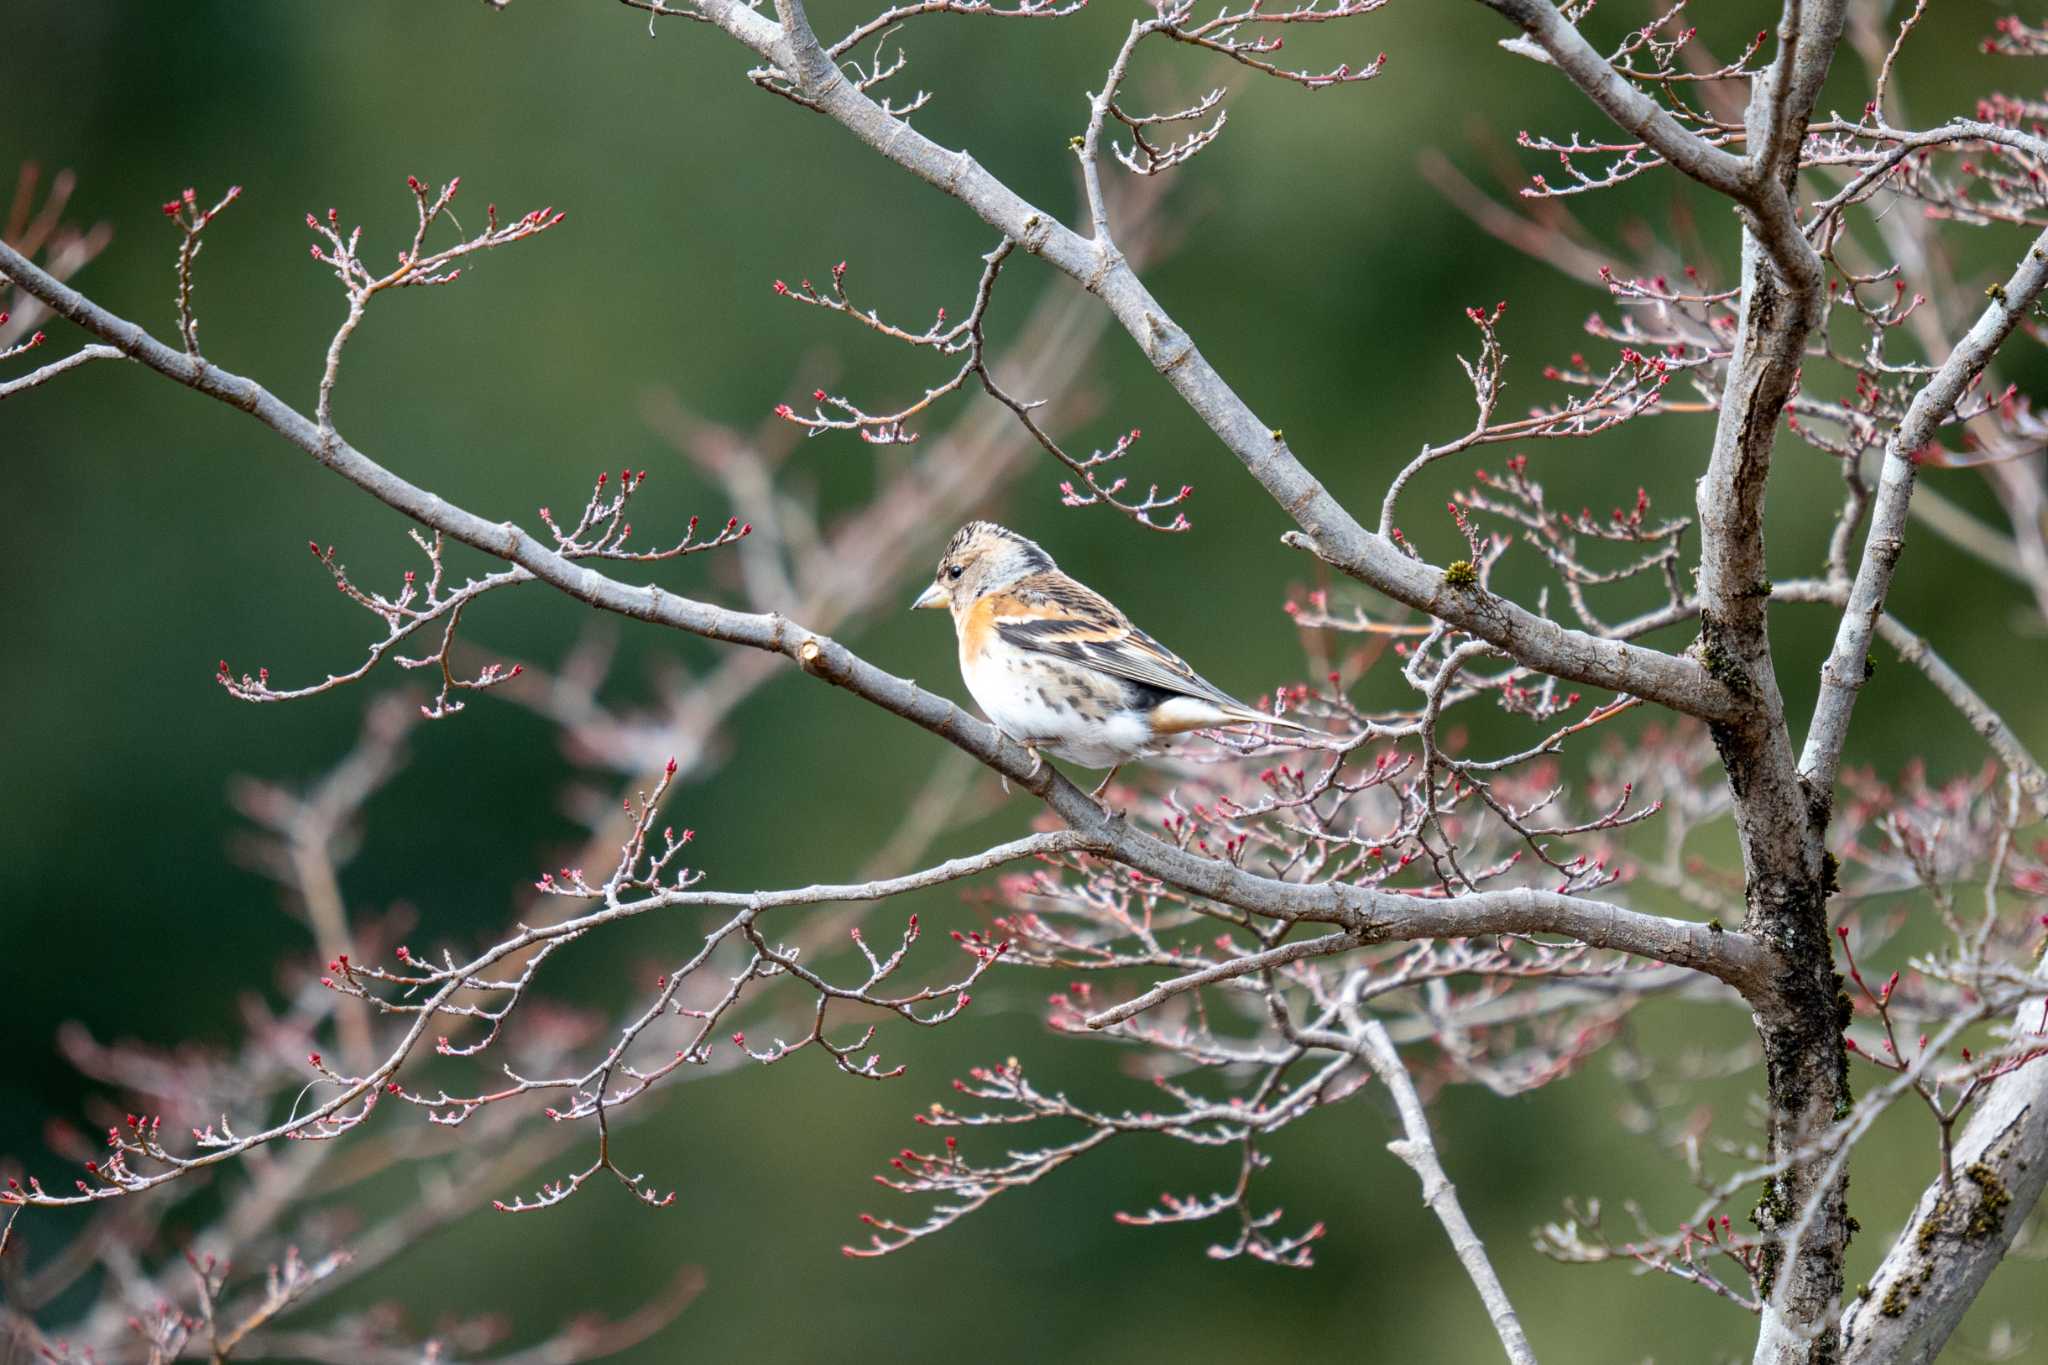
<box><xmin>1219</xmin><ymin>706</ymin><xmax>1315</xmax><ymax>735</ymax></box>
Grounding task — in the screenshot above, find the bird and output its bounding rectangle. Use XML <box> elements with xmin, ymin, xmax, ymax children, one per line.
<box><xmin>911</xmin><ymin>521</ymin><xmax>1311</xmax><ymax>796</ymax></box>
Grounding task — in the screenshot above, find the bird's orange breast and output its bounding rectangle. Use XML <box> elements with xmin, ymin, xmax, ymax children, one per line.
<box><xmin>960</xmin><ymin>590</ymin><xmax>1066</xmax><ymax>661</ymax></box>
<box><xmin>959</xmin><ymin>594</ymin><xmax>999</xmax><ymax>661</ymax></box>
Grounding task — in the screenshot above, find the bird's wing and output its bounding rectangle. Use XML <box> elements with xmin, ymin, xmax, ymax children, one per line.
<box><xmin>987</xmin><ymin>572</ymin><xmax>1253</xmax><ymax>713</ymax></box>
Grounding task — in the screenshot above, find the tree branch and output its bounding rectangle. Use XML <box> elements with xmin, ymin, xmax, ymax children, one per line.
<box><xmin>1291</xmin><ymin>1006</ymin><xmax>1537</xmax><ymax>1364</ymax></box>
<box><xmin>1772</xmin><ymin>582</ymin><xmax>2048</xmax><ymax>820</ymax></box>
<box><xmin>1799</xmin><ymin>225</ymin><xmax>2048</xmax><ymax>795</ymax></box>
<box><xmin>0</xmin><ymin>237</ymin><xmax>1775</xmax><ymax>1003</ymax></box>
<box><xmin>674</xmin><ymin>0</ymin><xmax>1740</xmax><ymax>722</ymax></box>
<box><xmin>0</xmin><ymin>341</ymin><xmax>122</xmax><ymax>399</ymax></box>
<box><xmin>1476</xmin><ymin>0</ymin><xmax>1747</xmax><ymax>196</ymax></box>
<box><xmin>1082</xmin><ymin>928</ymin><xmax>1364</xmax><ymax>1028</ymax></box>
<box><xmin>1838</xmin><ymin>973</ymin><xmax>2048</xmax><ymax>1362</ymax></box>
<box><xmin>1484</xmin><ymin>6</ymin><xmax>1859</xmax><ymax>1358</ymax></box>
<box><xmin>0</xmin><ymin>832</ymin><xmax>1088</xmax><ymax>1209</ymax></box>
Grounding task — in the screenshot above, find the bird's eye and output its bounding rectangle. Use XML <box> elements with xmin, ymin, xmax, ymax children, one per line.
<box><xmin>947</xmin><ymin>564</ymin><xmax>965</xmax><ymax>580</ymax></box>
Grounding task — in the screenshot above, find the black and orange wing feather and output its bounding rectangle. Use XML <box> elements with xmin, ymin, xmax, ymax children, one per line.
<box><xmin>985</xmin><ymin>571</ymin><xmax>1254</xmax><ymax>712</ymax></box>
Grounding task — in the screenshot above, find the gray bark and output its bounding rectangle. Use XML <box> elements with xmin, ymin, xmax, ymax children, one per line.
<box><xmin>1839</xmin><ymin>981</ymin><xmax>2048</xmax><ymax>1362</ymax></box>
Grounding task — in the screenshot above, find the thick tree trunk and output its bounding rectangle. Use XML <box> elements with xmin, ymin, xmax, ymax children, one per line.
<box><xmin>1744</xmin><ymin>870</ymin><xmax>1852</xmax><ymax>1365</ymax></box>
<box><xmin>1696</xmin><ymin>226</ymin><xmax>1851</xmax><ymax>1365</ymax></box>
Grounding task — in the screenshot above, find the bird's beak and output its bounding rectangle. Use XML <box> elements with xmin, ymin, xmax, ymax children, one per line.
<box><xmin>910</xmin><ymin>582</ymin><xmax>950</xmax><ymax>611</ymax></box>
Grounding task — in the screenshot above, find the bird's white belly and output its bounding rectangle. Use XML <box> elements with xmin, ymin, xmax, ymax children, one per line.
<box><xmin>961</xmin><ymin>648</ymin><xmax>1153</xmax><ymax>770</ymax></box>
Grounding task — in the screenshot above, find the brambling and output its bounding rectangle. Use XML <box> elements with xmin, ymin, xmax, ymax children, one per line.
<box><xmin>912</xmin><ymin>521</ymin><xmax>1310</xmax><ymax>795</ymax></box>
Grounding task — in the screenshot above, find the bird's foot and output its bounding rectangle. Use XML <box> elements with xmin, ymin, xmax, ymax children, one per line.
<box><xmin>1002</xmin><ymin>742</ymin><xmax>1048</xmax><ymax>794</ymax></box>
<box><xmin>1089</xmin><ymin>763</ymin><xmax>1123</xmax><ymax>803</ymax></box>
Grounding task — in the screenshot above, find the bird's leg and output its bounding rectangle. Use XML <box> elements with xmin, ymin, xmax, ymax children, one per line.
<box><xmin>1089</xmin><ymin>764</ymin><xmax>1122</xmax><ymax>800</ymax></box>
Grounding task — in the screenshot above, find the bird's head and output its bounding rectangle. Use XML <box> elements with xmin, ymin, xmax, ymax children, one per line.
<box><xmin>911</xmin><ymin>521</ymin><xmax>1054</xmax><ymax>613</ymax></box>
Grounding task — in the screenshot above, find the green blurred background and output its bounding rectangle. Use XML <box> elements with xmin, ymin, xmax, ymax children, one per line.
<box><xmin>5</xmin><ymin>2</ymin><xmax>2045</xmax><ymax>1359</ymax></box>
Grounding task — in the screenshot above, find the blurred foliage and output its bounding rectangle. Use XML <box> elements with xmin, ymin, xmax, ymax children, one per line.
<box><xmin>4</xmin><ymin>1</ymin><xmax>2046</xmax><ymax>1359</ymax></box>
